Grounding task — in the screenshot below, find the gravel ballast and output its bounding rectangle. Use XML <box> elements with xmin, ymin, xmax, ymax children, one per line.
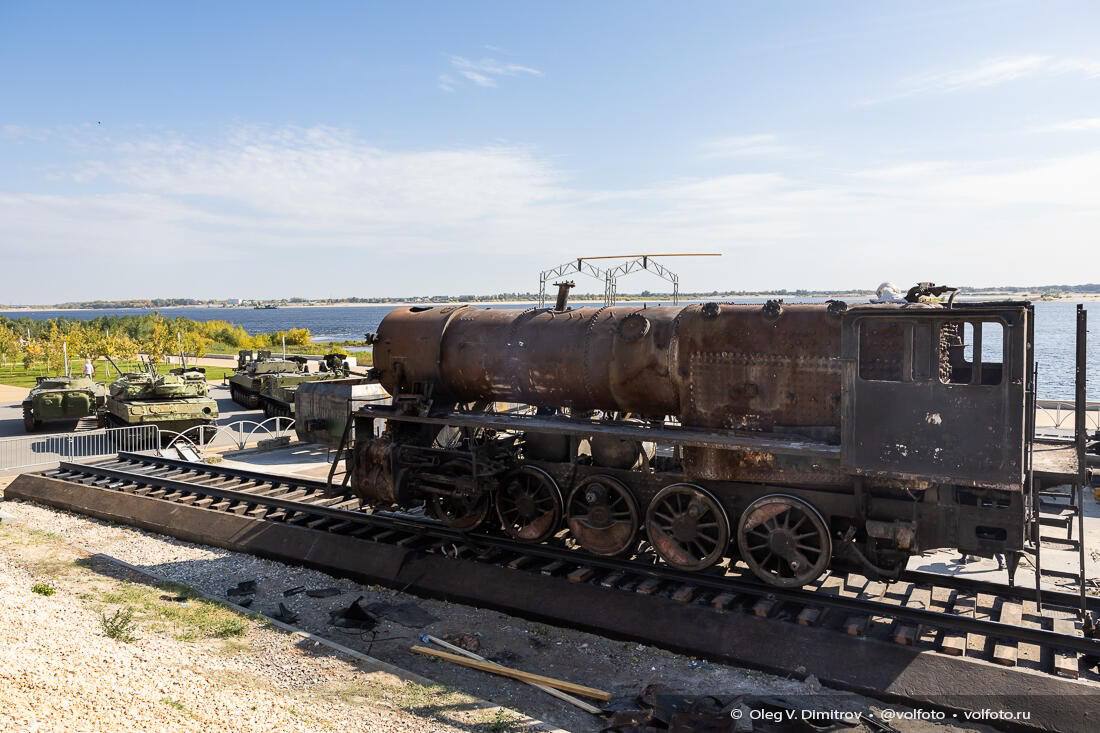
<box><xmin>0</xmin><ymin>480</ymin><xmax>991</xmax><ymax>733</ymax></box>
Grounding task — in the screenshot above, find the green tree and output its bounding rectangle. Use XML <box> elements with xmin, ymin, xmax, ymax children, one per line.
<box><xmin>143</xmin><ymin>315</ymin><xmax>173</xmax><ymax>369</ymax></box>
<box><xmin>0</xmin><ymin>325</ymin><xmax>21</xmax><ymax>364</ymax></box>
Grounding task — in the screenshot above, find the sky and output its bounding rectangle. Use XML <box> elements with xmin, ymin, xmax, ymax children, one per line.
<box><xmin>2</xmin><ymin>1</ymin><xmax>1100</xmax><ymax>303</ymax></box>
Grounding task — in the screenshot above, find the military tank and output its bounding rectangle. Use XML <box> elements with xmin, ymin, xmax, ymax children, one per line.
<box><xmin>257</xmin><ymin>353</ymin><xmax>351</xmax><ymax>419</ymax></box>
<box><xmin>228</xmin><ymin>350</ymin><xmax>316</xmax><ymax>409</ymax></box>
<box><xmin>102</xmin><ymin>366</ymin><xmax>218</xmax><ymax>445</ymax></box>
<box><xmin>22</xmin><ymin>375</ymin><xmax>106</xmax><ymax>432</ymax></box>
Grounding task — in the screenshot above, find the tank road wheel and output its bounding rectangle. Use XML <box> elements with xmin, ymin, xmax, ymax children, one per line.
<box><xmin>645</xmin><ymin>484</ymin><xmax>730</xmax><ymax>572</ymax></box>
<box><xmin>425</xmin><ymin>460</ymin><xmax>490</xmax><ymax>531</ymax></box>
<box><xmin>736</xmin><ymin>494</ymin><xmax>831</xmax><ymax>588</ymax></box>
<box><xmin>496</xmin><ymin>466</ymin><xmax>562</xmax><ymax>543</ymax></box>
<box><xmin>566</xmin><ymin>475</ymin><xmax>640</xmax><ymax>557</ymax></box>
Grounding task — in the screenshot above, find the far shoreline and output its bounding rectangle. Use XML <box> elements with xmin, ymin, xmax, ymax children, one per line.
<box><xmin>4</xmin><ymin>292</ymin><xmax>1100</xmax><ymax>313</ymax></box>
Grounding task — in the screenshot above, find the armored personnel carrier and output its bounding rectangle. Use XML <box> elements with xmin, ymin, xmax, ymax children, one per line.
<box><xmin>22</xmin><ymin>375</ymin><xmax>106</xmax><ymax>432</ymax></box>
<box><xmin>257</xmin><ymin>353</ymin><xmax>351</xmax><ymax>419</ymax></box>
<box><xmin>102</xmin><ymin>367</ymin><xmax>218</xmax><ymax>444</ymax></box>
<box><xmin>228</xmin><ymin>350</ymin><xmax>314</xmax><ymax>409</ymax></box>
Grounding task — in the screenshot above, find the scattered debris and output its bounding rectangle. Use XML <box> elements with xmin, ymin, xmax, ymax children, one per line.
<box><xmin>420</xmin><ymin>634</ymin><xmax>602</xmax><ymax>715</ymax></box>
<box><xmin>443</xmin><ymin>632</ymin><xmax>482</xmax><ymax>654</ymax></box>
<box><xmin>270</xmin><ymin>602</ymin><xmax>299</xmax><ymax>625</ymax></box>
<box><xmin>237</xmin><ymin>597</ymin><xmax>253</xmax><ymax>608</ymax></box>
<box><xmin>410</xmin><ymin>644</ymin><xmax>611</xmax><ymax>702</ymax></box>
<box><xmin>226</xmin><ymin>580</ymin><xmax>257</xmax><ymax>597</ymax></box>
<box><xmin>365</xmin><ymin>600</ymin><xmax>438</xmax><ymax>628</ymax></box>
<box><xmin>282</xmin><ymin>585</ymin><xmax>306</xmax><ymax>597</ymax></box>
<box><xmin>305</xmin><ymin>586</ymin><xmax>342</xmax><ymax>598</ymax></box>
<box><xmin>159</xmin><ymin>594</ymin><xmax>188</xmax><ymax>603</ymax></box>
<box><xmin>602</xmin><ymin>685</ymin><xmax>892</xmax><ymax>733</ymax></box>
<box><xmin>328</xmin><ymin>596</ymin><xmax>379</xmax><ymax>630</ymax></box>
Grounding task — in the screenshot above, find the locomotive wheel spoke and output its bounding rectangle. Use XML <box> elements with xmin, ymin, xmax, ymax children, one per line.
<box><xmin>737</xmin><ymin>495</ymin><xmax>831</xmax><ymax>588</ymax></box>
<box><xmin>566</xmin><ymin>475</ymin><xmax>640</xmax><ymax>557</ymax></box>
<box><xmin>495</xmin><ymin>466</ymin><xmax>562</xmax><ymax>543</ymax></box>
<box><xmin>644</xmin><ymin>484</ymin><xmax>730</xmax><ymax>572</ymax></box>
<box><xmin>424</xmin><ymin>459</ymin><xmax>489</xmax><ymax>531</ymax></box>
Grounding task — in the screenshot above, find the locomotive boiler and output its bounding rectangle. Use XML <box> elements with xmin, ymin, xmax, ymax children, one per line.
<box><xmin>350</xmin><ymin>289</ymin><xmax>1045</xmax><ymax>588</ymax></box>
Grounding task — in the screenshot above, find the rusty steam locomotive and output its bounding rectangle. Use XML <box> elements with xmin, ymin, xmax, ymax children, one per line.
<box><xmin>349</xmin><ymin>284</ymin><xmax>1059</xmax><ymax>588</ymax></box>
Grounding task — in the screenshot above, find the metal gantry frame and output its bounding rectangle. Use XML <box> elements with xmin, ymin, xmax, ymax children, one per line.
<box><xmin>537</xmin><ymin>253</ymin><xmax>719</xmax><ymax>307</ymax></box>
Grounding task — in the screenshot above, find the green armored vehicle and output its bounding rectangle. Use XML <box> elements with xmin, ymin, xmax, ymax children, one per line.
<box><xmin>22</xmin><ymin>375</ymin><xmax>106</xmax><ymax>432</ymax></box>
<box><xmin>228</xmin><ymin>350</ymin><xmax>315</xmax><ymax>409</ymax></box>
<box><xmin>102</xmin><ymin>367</ymin><xmax>218</xmax><ymax>444</ymax></box>
<box><xmin>257</xmin><ymin>353</ymin><xmax>351</xmax><ymax>419</ymax></box>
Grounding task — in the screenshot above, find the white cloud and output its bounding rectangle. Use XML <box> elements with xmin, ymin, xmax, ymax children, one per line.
<box><xmin>443</xmin><ymin>55</ymin><xmax>542</xmax><ymax>90</ymax></box>
<box><xmin>699</xmin><ymin>134</ymin><xmax>807</xmax><ymax>159</ymax></box>
<box><xmin>2</xmin><ymin>125</ymin><xmax>1100</xmax><ymax>299</ymax></box>
<box><xmin>864</xmin><ymin>54</ymin><xmax>1100</xmax><ymax>104</ymax></box>
<box><xmin>1033</xmin><ymin>117</ymin><xmax>1100</xmax><ymax>133</ymax></box>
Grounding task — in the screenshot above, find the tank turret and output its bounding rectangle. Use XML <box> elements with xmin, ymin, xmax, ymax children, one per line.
<box><xmin>103</xmin><ymin>367</ymin><xmax>218</xmax><ymax>444</ymax></box>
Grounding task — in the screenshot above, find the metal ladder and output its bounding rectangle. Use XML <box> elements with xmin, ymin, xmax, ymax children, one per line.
<box><xmin>1025</xmin><ymin>305</ymin><xmax>1091</xmax><ymax>622</ymax></box>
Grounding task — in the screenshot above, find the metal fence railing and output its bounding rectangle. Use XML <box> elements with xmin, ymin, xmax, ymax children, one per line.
<box><xmin>163</xmin><ymin>418</ymin><xmax>296</xmax><ymax>456</ymax></box>
<box><xmin>0</xmin><ymin>425</ymin><xmax>160</xmax><ymax>472</ymax></box>
<box><xmin>1035</xmin><ymin>399</ymin><xmax>1100</xmax><ymax>434</ymax></box>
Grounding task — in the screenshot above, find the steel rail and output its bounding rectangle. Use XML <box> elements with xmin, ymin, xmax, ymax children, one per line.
<box><xmin>51</xmin><ymin>459</ymin><xmax>1100</xmax><ymax>657</ymax></box>
<box><xmin>112</xmin><ymin>451</ymin><xmax>1100</xmax><ymax>614</ymax></box>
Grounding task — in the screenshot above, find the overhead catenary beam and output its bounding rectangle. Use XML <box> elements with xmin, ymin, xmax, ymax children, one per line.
<box><xmin>538</xmin><ymin>252</ymin><xmax>721</xmax><ymax>307</ymax></box>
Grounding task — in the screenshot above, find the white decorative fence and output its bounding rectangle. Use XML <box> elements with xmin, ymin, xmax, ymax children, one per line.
<box><xmin>0</xmin><ymin>425</ymin><xmax>160</xmax><ymax>471</ymax></box>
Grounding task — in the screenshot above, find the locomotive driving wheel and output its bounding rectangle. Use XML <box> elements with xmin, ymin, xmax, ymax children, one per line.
<box><xmin>424</xmin><ymin>459</ymin><xmax>490</xmax><ymax>531</ymax></box>
<box><xmin>644</xmin><ymin>484</ymin><xmax>730</xmax><ymax>571</ymax></box>
<box><xmin>496</xmin><ymin>466</ymin><xmax>562</xmax><ymax>542</ymax></box>
<box><xmin>566</xmin><ymin>475</ymin><xmax>640</xmax><ymax>557</ymax></box>
<box><xmin>736</xmin><ymin>494</ymin><xmax>831</xmax><ymax>588</ymax></box>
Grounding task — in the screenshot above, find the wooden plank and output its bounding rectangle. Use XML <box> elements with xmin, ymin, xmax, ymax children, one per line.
<box><xmin>506</xmin><ymin>555</ymin><xmax>535</xmax><ymax>570</ymax></box>
<box><xmin>845</xmin><ymin>616</ymin><xmax>868</xmax><ymax>636</ymax></box>
<box><xmin>894</xmin><ymin>586</ymin><xmax>932</xmax><ymax>646</ymax></box>
<box><xmin>599</xmin><ymin>571</ymin><xmax>625</xmax><ymax>589</ymax></box>
<box><xmin>539</xmin><ymin>560</ymin><xmax>566</xmax><ymax>577</ymax></box>
<box><xmin>670</xmin><ymin>585</ymin><xmax>696</xmax><ymax>604</ymax></box>
<box><xmin>966</xmin><ymin>594</ymin><xmax>997</xmax><ymax>656</ymax></box>
<box><xmin>1052</xmin><ymin>618</ymin><xmax>1081</xmax><ymax>679</ymax></box>
<box><xmin>752</xmin><ymin>597</ymin><xmax>776</xmax><ymax>618</ymax></box>
<box><xmin>797</xmin><ymin>606</ymin><xmax>822</xmax><ymax>626</ymax></box>
<box><xmin>409</xmin><ymin>645</ymin><xmax>612</xmax><ymax>701</ymax></box>
<box><xmin>992</xmin><ymin>601</ymin><xmax>1022</xmax><ymax>666</ymax></box>
<box><xmin>1016</xmin><ymin>601</ymin><xmax>1044</xmax><ymax>669</ymax></box>
<box><xmin>940</xmin><ymin>592</ymin><xmax>973</xmax><ymax>656</ymax></box>
<box><xmin>710</xmin><ymin>592</ymin><xmax>737</xmax><ymax>611</ymax></box>
<box><xmin>566</xmin><ymin>567</ymin><xmax>595</xmax><ymax>584</ymax></box>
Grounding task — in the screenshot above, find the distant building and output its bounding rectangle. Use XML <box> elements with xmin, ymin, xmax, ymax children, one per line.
<box><xmin>227</xmin><ymin>298</ymin><xmax>241</xmax><ymax>305</ymax></box>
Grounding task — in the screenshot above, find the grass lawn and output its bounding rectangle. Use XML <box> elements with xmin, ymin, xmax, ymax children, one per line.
<box><xmin>0</xmin><ymin>361</ymin><xmax>237</xmax><ymax>389</ymax></box>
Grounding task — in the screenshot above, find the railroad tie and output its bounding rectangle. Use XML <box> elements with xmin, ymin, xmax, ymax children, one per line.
<box><xmin>992</xmin><ymin>601</ymin><xmax>1023</xmax><ymax>667</ymax></box>
<box><xmin>1052</xmin><ymin>618</ymin><xmax>1081</xmax><ymax>679</ymax></box>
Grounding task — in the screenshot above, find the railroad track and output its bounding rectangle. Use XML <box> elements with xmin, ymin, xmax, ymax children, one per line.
<box><xmin>29</xmin><ymin>452</ymin><xmax>1100</xmax><ymax>685</ymax></box>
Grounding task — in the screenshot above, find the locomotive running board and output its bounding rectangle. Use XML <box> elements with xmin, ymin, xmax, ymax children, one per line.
<box><xmin>355</xmin><ymin>405</ymin><xmax>841</xmax><ymax>458</ymax></box>
<box><xmin>7</xmin><ymin>470</ymin><xmax>1098</xmax><ymax>733</ymax></box>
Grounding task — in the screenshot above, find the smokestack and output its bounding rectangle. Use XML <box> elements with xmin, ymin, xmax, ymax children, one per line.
<box><xmin>553</xmin><ymin>280</ymin><xmax>575</xmax><ymax>312</ymax></box>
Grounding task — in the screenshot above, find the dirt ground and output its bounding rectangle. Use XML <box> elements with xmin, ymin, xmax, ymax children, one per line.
<box><xmin>0</xmin><ymin>475</ymin><xmax>1000</xmax><ymax>733</ymax></box>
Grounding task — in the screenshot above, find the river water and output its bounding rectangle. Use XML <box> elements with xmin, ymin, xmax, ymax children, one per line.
<box><xmin>2</xmin><ymin>299</ymin><xmax>1094</xmax><ymax>400</ymax></box>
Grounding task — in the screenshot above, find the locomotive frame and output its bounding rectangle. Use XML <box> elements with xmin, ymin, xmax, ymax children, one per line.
<box><xmin>347</xmin><ymin>297</ymin><xmax>1087</xmax><ymax>588</ymax></box>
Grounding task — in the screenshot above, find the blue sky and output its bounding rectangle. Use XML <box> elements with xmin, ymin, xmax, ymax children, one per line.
<box><xmin>2</xmin><ymin>1</ymin><xmax>1099</xmax><ymax>302</ymax></box>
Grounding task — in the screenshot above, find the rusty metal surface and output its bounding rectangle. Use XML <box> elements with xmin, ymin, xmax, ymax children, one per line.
<box><xmin>841</xmin><ymin>305</ymin><xmax>1031</xmax><ymax>489</ymax></box>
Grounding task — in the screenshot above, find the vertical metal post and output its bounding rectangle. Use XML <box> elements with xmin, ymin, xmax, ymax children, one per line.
<box><xmin>1075</xmin><ymin>305</ymin><xmax>1088</xmax><ymax>617</ymax></box>
<box><xmin>1030</xmin><ymin>359</ymin><xmax>1042</xmax><ymax>609</ymax></box>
